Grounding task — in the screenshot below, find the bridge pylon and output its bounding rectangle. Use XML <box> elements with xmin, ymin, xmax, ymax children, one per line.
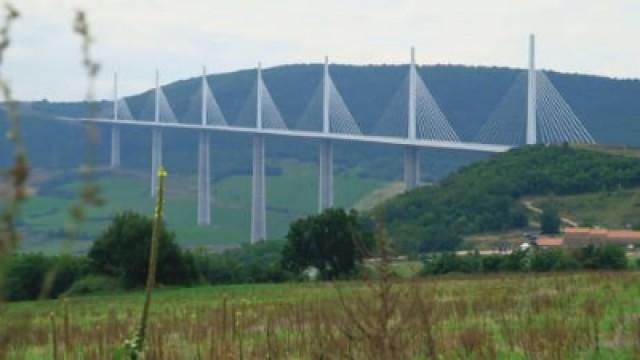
<box><xmin>318</xmin><ymin>56</ymin><xmax>334</xmax><ymax>212</ymax></box>
<box><xmin>251</xmin><ymin>63</ymin><xmax>267</xmax><ymax>243</ymax></box>
<box><xmin>404</xmin><ymin>47</ymin><xmax>420</xmax><ymax>190</ymax></box>
<box><xmin>151</xmin><ymin>70</ymin><xmax>163</xmax><ymax>198</ymax></box>
<box><xmin>197</xmin><ymin>66</ymin><xmax>212</xmax><ymax>226</ymax></box>
<box><xmin>110</xmin><ymin>72</ymin><xmax>121</xmax><ymax>169</ymax></box>
<box><xmin>526</xmin><ymin>34</ymin><xmax>537</xmax><ymax>145</ymax></box>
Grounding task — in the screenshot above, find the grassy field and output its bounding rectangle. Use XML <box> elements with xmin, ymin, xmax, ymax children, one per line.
<box><xmin>576</xmin><ymin>144</ymin><xmax>640</xmax><ymax>159</ymax></box>
<box><xmin>463</xmin><ymin>187</ymin><xmax>640</xmax><ymax>249</ymax></box>
<box><xmin>18</xmin><ymin>160</ymin><xmax>384</xmax><ymax>253</ymax></box>
<box><xmin>352</xmin><ymin>181</ymin><xmax>406</xmax><ymax>211</ymax></box>
<box><xmin>2</xmin><ymin>272</ymin><xmax>640</xmax><ymax>358</ymax></box>
<box><xmin>526</xmin><ymin>187</ymin><xmax>640</xmax><ymax>229</ymax></box>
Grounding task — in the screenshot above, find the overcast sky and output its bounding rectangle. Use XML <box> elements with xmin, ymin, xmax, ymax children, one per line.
<box><xmin>4</xmin><ymin>0</ymin><xmax>640</xmax><ymax>101</ymax></box>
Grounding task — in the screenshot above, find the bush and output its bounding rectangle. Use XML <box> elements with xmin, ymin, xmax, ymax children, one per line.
<box><xmin>195</xmin><ymin>255</ymin><xmax>241</xmax><ymax>284</ymax></box>
<box><xmin>541</xmin><ymin>206</ymin><xmax>561</xmax><ymax>234</ymax></box>
<box><xmin>422</xmin><ymin>253</ymin><xmax>481</xmax><ymax>275</ymax></box>
<box><xmin>282</xmin><ymin>209</ymin><xmax>373</xmax><ymax>280</ymax></box>
<box><xmin>88</xmin><ymin>211</ymin><xmax>196</xmax><ymax>288</ymax></box>
<box><xmin>418</xmin><ymin>227</ymin><xmax>464</xmax><ymax>253</ymax></box>
<box><xmin>195</xmin><ymin>240</ymin><xmax>296</xmax><ymax>285</ymax></box>
<box><xmin>64</xmin><ymin>275</ymin><xmax>122</xmax><ymax>297</ymax></box>
<box><xmin>48</xmin><ymin>255</ymin><xmax>91</xmax><ymax>298</ymax></box>
<box><xmin>421</xmin><ymin>245</ymin><xmax>628</xmax><ymax>277</ymax></box>
<box><xmin>480</xmin><ymin>255</ymin><xmax>503</xmax><ymax>272</ymax></box>
<box><xmin>2</xmin><ymin>254</ymin><xmax>51</xmax><ymax>301</ymax></box>
<box><xmin>1</xmin><ymin>254</ymin><xmax>88</xmax><ymax>301</ymax></box>
<box><xmin>530</xmin><ymin>249</ymin><xmax>580</xmax><ymax>272</ymax></box>
<box><xmin>576</xmin><ymin>245</ymin><xmax>627</xmax><ymax>270</ymax></box>
<box><xmin>498</xmin><ymin>250</ymin><xmax>528</xmax><ymax>272</ymax></box>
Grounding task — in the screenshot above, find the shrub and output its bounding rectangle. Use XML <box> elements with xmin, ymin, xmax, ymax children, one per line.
<box><xmin>1</xmin><ymin>254</ymin><xmax>51</xmax><ymax>301</ymax></box>
<box><xmin>64</xmin><ymin>275</ymin><xmax>122</xmax><ymax>296</ymax></box>
<box><xmin>499</xmin><ymin>250</ymin><xmax>528</xmax><ymax>272</ymax></box>
<box><xmin>282</xmin><ymin>208</ymin><xmax>373</xmax><ymax>280</ymax></box>
<box><xmin>88</xmin><ymin>211</ymin><xmax>196</xmax><ymax>288</ymax></box>
<box><xmin>576</xmin><ymin>245</ymin><xmax>627</xmax><ymax>270</ymax></box>
<box><xmin>195</xmin><ymin>255</ymin><xmax>241</xmax><ymax>284</ymax></box>
<box><xmin>1</xmin><ymin>254</ymin><xmax>92</xmax><ymax>301</ymax></box>
<box><xmin>541</xmin><ymin>206</ymin><xmax>561</xmax><ymax>234</ymax></box>
<box><xmin>481</xmin><ymin>255</ymin><xmax>503</xmax><ymax>272</ymax></box>
<box><xmin>530</xmin><ymin>249</ymin><xmax>580</xmax><ymax>272</ymax></box>
<box><xmin>195</xmin><ymin>240</ymin><xmax>296</xmax><ymax>285</ymax></box>
<box><xmin>418</xmin><ymin>227</ymin><xmax>464</xmax><ymax>253</ymax></box>
<box><xmin>422</xmin><ymin>253</ymin><xmax>481</xmax><ymax>275</ymax></box>
<box><xmin>48</xmin><ymin>255</ymin><xmax>90</xmax><ymax>298</ymax></box>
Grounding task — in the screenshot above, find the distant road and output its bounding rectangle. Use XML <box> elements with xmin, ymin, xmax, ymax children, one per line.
<box><xmin>523</xmin><ymin>200</ymin><xmax>579</xmax><ymax>227</ymax></box>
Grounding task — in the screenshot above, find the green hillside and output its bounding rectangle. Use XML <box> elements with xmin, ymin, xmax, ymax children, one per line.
<box><xmin>18</xmin><ymin>161</ymin><xmax>383</xmax><ymax>254</ymax></box>
<box><xmin>522</xmin><ymin>144</ymin><xmax>640</xmax><ymax>230</ymax></box>
<box><xmin>526</xmin><ymin>187</ymin><xmax>640</xmax><ymax>230</ymax></box>
<box><xmin>4</xmin><ymin>63</ymin><xmax>640</xmax><ymax>185</ymax></box>
<box><xmin>378</xmin><ymin>145</ymin><xmax>640</xmax><ymax>253</ymax></box>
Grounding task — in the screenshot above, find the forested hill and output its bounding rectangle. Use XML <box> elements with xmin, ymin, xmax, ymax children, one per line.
<box><xmin>379</xmin><ymin>145</ymin><xmax>640</xmax><ymax>253</ymax></box>
<box><xmin>2</xmin><ymin>64</ymin><xmax>640</xmax><ymax>182</ymax></box>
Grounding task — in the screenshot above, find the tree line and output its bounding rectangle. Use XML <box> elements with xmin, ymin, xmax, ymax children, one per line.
<box><xmin>380</xmin><ymin>145</ymin><xmax>640</xmax><ymax>253</ymax></box>
<box><xmin>1</xmin><ymin>209</ymin><xmax>372</xmax><ymax>301</ymax></box>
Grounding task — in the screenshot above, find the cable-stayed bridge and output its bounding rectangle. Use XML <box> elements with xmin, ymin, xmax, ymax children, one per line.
<box><xmin>52</xmin><ymin>34</ymin><xmax>595</xmax><ymax>242</ymax></box>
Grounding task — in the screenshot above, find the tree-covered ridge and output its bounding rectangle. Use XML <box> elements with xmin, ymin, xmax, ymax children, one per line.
<box><xmin>4</xmin><ymin>64</ymin><xmax>640</xmax><ymax>182</ymax></box>
<box><xmin>380</xmin><ymin>145</ymin><xmax>640</xmax><ymax>253</ymax></box>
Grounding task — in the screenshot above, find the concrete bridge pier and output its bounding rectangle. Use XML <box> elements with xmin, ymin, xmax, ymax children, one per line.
<box><xmin>318</xmin><ymin>139</ymin><xmax>334</xmax><ymax>211</ymax></box>
<box><xmin>150</xmin><ymin>128</ymin><xmax>162</xmax><ymax>197</ymax></box>
<box><xmin>197</xmin><ymin>131</ymin><xmax>211</xmax><ymax>225</ymax></box>
<box><xmin>251</xmin><ymin>134</ymin><xmax>266</xmax><ymax>243</ymax></box>
<box><xmin>403</xmin><ymin>146</ymin><xmax>419</xmax><ymax>190</ymax></box>
<box><xmin>110</xmin><ymin>125</ymin><xmax>120</xmax><ymax>169</ymax></box>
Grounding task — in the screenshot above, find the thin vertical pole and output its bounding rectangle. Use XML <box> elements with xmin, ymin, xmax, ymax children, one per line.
<box><xmin>527</xmin><ymin>34</ymin><xmax>537</xmax><ymax>145</ymax></box>
<box><xmin>408</xmin><ymin>47</ymin><xmax>417</xmax><ymax>141</ymax></box>
<box><xmin>198</xmin><ymin>66</ymin><xmax>211</xmax><ymax>225</ymax></box>
<box><xmin>322</xmin><ymin>56</ymin><xmax>330</xmax><ymax>134</ymax></box>
<box><xmin>201</xmin><ymin>66</ymin><xmax>207</xmax><ymax>126</ymax></box>
<box><xmin>256</xmin><ymin>62</ymin><xmax>263</xmax><ymax>129</ymax></box>
<box><xmin>151</xmin><ymin>70</ymin><xmax>161</xmax><ymax>197</ymax></box>
<box><xmin>113</xmin><ymin>72</ymin><xmax>119</xmax><ymax>122</ymax></box>
<box><xmin>404</xmin><ymin>47</ymin><xmax>420</xmax><ymax>190</ymax></box>
<box><xmin>319</xmin><ymin>56</ymin><xmax>334</xmax><ymax>211</ymax></box>
<box><xmin>154</xmin><ymin>70</ymin><xmax>159</xmax><ymax>124</ymax></box>
<box><xmin>251</xmin><ymin>62</ymin><xmax>266</xmax><ymax>242</ymax></box>
<box><xmin>110</xmin><ymin>72</ymin><xmax>120</xmax><ymax>169</ymax></box>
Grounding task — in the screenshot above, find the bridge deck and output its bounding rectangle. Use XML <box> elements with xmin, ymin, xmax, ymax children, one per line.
<box><xmin>56</xmin><ymin>117</ymin><xmax>512</xmax><ymax>153</ymax></box>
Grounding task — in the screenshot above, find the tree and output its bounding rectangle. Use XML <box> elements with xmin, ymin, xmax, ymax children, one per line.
<box><xmin>418</xmin><ymin>226</ymin><xmax>463</xmax><ymax>253</ymax></box>
<box><xmin>577</xmin><ymin>245</ymin><xmax>627</xmax><ymax>270</ymax></box>
<box><xmin>540</xmin><ymin>205</ymin><xmax>561</xmax><ymax>234</ymax></box>
<box><xmin>2</xmin><ymin>254</ymin><xmax>51</xmax><ymax>301</ymax></box>
<box><xmin>282</xmin><ymin>208</ymin><xmax>373</xmax><ymax>280</ymax></box>
<box><xmin>88</xmin><ymin>211</ymin><xmax>194</xmax><ymax>288</ymax></box>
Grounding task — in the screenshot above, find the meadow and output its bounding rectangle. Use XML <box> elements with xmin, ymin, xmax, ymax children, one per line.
<box><xmin>2</xmin><ymin>271</ymin><xmax>640</xmax><ymax>359</ymax></box>
<box><xmin>18</xmin><ymin>160</ymin><xmax>383</xmax><ymax>253</ymax></box>
<box><xmin>526</xmin><ymin>187</ymin><xmax>640</xmax><ymax>230</ymax></box>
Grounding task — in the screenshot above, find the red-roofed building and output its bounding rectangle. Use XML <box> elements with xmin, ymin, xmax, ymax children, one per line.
<box><xmin>536</xmin><ymin>236</ymin><xmax>564</xmax><ymax>248</ymax></box>
<box><xmin>563</xmin><ymin>227</ymin><xmax>640</xmax><ymax>248</ymax></box>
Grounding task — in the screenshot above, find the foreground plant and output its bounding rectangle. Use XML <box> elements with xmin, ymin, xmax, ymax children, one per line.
<box><xmin>115</xmin><ymin>167</ymin><xmax>167</xmax><ymax>359</ymax></box>
<box><xmin>0</xmin><ymin>3</ymin><xmax>24</xmax><ymax>258</ymax></box>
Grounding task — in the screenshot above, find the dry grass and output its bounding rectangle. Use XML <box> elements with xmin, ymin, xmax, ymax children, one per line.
<box><xmin>2</xmin><ymin>272</ymin><xmax>640</xmax><ymax>359</ymax></box>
